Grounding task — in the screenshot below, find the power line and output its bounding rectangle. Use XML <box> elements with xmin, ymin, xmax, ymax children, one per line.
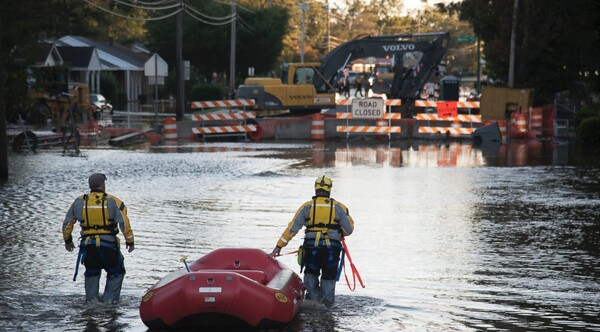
<box><xmin>85</xmin><ymin>0</ymin><xmax>248</xmax><ymax>26</ymax></box>
<box><xmin>84</xmin><ymin>0</ymin><xmax>182</xmax><ymax>21</ymax></box>
<box><xmin>183</xmin><ymin>8</ymin><xmax>236</xmax><ymax>26</ymax></box>
<box><xmin>108</xmin><ymin>0</ymin><xmax>181</xmax><ymax>11</ymax></box>
<box><xmin>185</xmin><ymin>3</ymin><xmax>236</xmax><ymax>22</ymax></box>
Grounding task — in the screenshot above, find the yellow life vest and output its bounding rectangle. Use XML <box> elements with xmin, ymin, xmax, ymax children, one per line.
<box><xmin>81</xmin><ymin>192</ymin><xmax>118</xmax><ymax>237</ymax></box>
<box><xmin>307</xmin><ymin>196</ymin><xmax>339</xmax><ymax>246</ymax></box>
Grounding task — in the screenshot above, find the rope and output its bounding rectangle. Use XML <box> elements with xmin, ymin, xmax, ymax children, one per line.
<box><xmin>341</xmin><ymin>238</ymin><xmax>365</xmax><ymax>291</ymax></box>
<box><xmin>280</xmin><ymin>250</ymin><xmax>298</xmax><ymax>256</ymax></box>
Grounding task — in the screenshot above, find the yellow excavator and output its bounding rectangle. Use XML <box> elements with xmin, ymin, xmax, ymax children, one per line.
<box><xmin>14</xmin><ymin>69</ymin><xmax>94</xmax><ymax>153</ymax></box>
<box><xmin>235</xmin><ymin>32</ymin><xmax>450</xmax><ymax>115</ymax></box>
<box><xmin>27</xmin><ymin>81</ymin><xmax>92</xmax><ymax>130</ymax></box>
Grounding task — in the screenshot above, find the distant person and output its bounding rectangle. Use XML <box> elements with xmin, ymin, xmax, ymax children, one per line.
<box><xmin>269</xmin><ymin>176</ymin><xmax>354</xmax><ymax>308</ymax></box>
<box><xmin>355</xmin><ymin>74</ymin><xmax>364</xmax><ymax>97</ymax></box>
<box><xmin>343</xmin><ymin>76</ymin><xmax>351</xmax><ymax>98</ymax></box>
<box><xmin>62</xmin><ymin>173</ymin><xmax>135</xmax><ymax>303</ymax></box>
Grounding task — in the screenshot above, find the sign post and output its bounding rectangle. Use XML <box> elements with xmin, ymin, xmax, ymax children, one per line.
<box><xmin>144</xmin><ymin>54</ymin><xmax>168</xmax><ymax>133</ymax></box>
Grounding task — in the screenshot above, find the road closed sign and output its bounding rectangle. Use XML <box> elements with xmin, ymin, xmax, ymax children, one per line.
<box><xmin>352</xmin><ymin>98</ymin><xmax>385</xmax><ymax>118</ymax></box>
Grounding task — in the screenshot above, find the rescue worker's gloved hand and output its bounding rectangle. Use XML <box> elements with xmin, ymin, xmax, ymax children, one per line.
<box><xmin>269</xmin><ymin>246</ymin><xmax>281</xmax><ymax>258</ymax></box>
<box><xmin>126</xmin><ymin>242</ymin><xmax>135</xmax><ymax>253</ymax></box>
<box><xmin>65</xmin><ymin>240</ymin><xmax>75</xmax><ymax>252</ymax></box>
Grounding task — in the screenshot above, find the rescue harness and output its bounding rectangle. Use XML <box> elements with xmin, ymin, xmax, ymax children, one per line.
<box><xmin>299</xmin><ymin>196</ymin><xmax>342</xmax><ymax>273</ymax></box>
<box><xmin>72</xmin><ymin>193</ymin><xmax>123</xmax><ymax>281</ymax></box>
<box><xmin>81</xmin><ymin>193</ymin><xmax>119</xmax><ymax>236</ymax></box>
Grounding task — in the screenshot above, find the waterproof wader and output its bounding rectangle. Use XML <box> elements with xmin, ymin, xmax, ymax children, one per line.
<box><xmin>76</xmin><ymin>236</ymin><xmax>125</xmax><ymax>303</ymax></box>
<box><xmin>302</xmin><ymin>242</ymin><xmax>342</xmax><ymax>307</ymax></box>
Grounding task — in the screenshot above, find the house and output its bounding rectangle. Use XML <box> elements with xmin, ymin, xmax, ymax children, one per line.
<box><xmin>55</xmin><ymin>36</ymin><xmax>153</xmax><ymax>112</ymax></box>
<box><xmin>55</xmin><ymin>46</ymin><xmax>102</xmax><ymax>92</ymax></box>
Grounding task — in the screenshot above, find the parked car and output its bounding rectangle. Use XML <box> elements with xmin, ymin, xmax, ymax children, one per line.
<box><xmin>90</xmin><ymin>93</ymin><xmax>113</xmax><ymax>112</ymax></box>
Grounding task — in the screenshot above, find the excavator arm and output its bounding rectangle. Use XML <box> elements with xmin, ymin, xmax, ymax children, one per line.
<box><xmin>313</xmin><ymin>32</ymin><xmax>450</xmax><ymax>99</ymax></box>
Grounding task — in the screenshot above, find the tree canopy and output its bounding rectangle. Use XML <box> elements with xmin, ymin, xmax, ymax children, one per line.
<box><xmin>145</xmin><ymin>0</ymin><xmax>288</xmax><ymax>82</ymax></box>
<box><xmin>458</xmin><ymin>0</ymin><xmax>600</xmax><ymax>103</ymax></box>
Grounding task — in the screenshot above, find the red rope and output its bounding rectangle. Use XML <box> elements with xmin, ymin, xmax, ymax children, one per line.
<box><xmin>281</xmin><ymin>250</ymin><xmax>298</xmax><ymax>256</ymax></box>
<box><xmin>341</xmin><ymin>239</ymin><xmax>365</xmax><ymax>290</ymax></box>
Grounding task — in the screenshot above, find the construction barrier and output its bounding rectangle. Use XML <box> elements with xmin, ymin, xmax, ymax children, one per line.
<box><xmin>414</xmin><ymin>100</ymin><xmax>481</xmax><ymax>137</ymax></box>
<box><xmin>529</xmin><ymin>107</ymin><xmax>543</xmax><ymax>137</ymax></box>
<box><xmin>311</xmin><ymin>113</ymin><xmax>325</xmax><ymax>140</ymax></box>
<box><xmin>163</xmin><ymin>117</ymin><xmax>177</xmax><ymax>141</ymax></box>
<box><xmin>190</xmin><ymin>99</ymin><xmax>255</xmax><ymax>110</ymax></box>
<box><xmin>191</xmin><ymin>112</ymin><xmax>257</xmax><ymax>141</ymax></box>
<box><xmin>336</xmin><ymin>99</ymin><xmax>402</xmax><ymax>107</ymax></box>
<box><xmin>336</xmin><ymin>99</ymin><xmax>402</xmax><ymax>138</ymax></box>
<box><xmin>336</xmin><ymin>112</ymin><xmax>402</xmax><ymax>136</ymax></box>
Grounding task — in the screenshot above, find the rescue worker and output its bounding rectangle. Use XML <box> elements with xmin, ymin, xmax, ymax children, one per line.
<box><xmin>62</xmin><ymin>173</ymin><xmax>135</xmax><ymax>303</ymax></box>
<box><xmin>269</xmin><ymin>175</ymin><xmax>354</xmax><ymax>308</ymax></box>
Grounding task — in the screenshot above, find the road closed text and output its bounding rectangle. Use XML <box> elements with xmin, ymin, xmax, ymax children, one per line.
<box><xmin>352</xmin><ymin>99</ymin><xmax>385</xmax><ymax>118</ymax></box>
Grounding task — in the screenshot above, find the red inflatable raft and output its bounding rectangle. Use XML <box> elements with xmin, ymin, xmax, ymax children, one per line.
<box><xmin>140</xmin><ymin>248</ymin><xmax>305</xmax><ymax>330</ymax></box>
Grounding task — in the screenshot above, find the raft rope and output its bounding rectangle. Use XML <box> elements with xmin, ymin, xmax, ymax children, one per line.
<box><xmin>340</xmin><ymin>238</ymin><xmax>365</xmax><ymax>291</ymax></box>
<box><xmin>280</xmin><ymin>250</ymin><xmax>299</xmax><ymax>256</ymax></box>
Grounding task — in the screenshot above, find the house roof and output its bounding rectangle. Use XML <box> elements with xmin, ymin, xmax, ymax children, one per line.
<box><xmin>30</xmin><ymin>43</ymin><xmax>63</xmax><ymax>67</ymax></box>
<box><xmin>56</xmin><ymin>46</ymin><xmax>102</xmax><ymax>71</ymax></box>
<box><xmin>56</xmin><ymin>35</ymin><xmax>150</xmax><ymax>71</ymax></box>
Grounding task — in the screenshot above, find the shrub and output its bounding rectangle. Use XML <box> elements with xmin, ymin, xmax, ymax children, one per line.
<box><xmin>574</xmin><ymin>103</ymin><xmax>600</xmax><ymax>128</ymax></box>
<box><xmin>576</xmin><ymin>116</ymin><xmax>600</xmax><ymax>144</ymax></box>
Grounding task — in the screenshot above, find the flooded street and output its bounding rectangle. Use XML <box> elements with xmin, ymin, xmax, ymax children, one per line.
<box><xmin>1</xmin><ymin>140</ymin><xmax>599</xmax><ymax>331</ymax></box>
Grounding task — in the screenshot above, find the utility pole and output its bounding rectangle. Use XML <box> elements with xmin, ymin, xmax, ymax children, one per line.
<box><xmin>0</xmin><ymin>18</ymin><xmax>8</xmax><ymax>180</ymax></box>
<box><xmin>476</xmin><ymin>36</ymin><xmax>481</xmax><ymax>92</ymax></box>
<box><xmin>300</xmin><ymin>0</ymin><xmax>307</xmax><ymax>63</ymax></box>
<box><xmin>175</xmin><ymin>0</ymin><xmax>185</xmax><ymax>120</ymax></box>
<box><xmin>508</xmin><ymin>0</ymin><xmax>519</xmax><ymax>88</ymax></box>
<box><xmin>326</xmin><ymin>1</ymin><xmax>331</xmax><ymax>53</ymax></box>
<box><xmin>229</xmin><ymin>0</ymin><xmax>237</xmax><ymax>98</ymax></box>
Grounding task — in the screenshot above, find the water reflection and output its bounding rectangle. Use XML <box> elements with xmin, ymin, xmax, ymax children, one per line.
<box><xmin>151</xmin><ymin>140</ymin><xmax>571</xmax><ymax>168</ymax></box>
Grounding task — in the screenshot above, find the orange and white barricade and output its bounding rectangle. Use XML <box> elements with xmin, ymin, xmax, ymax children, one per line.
<box><xmin>414</xmin><ymin>100</ymin><xmax>480</xmax><ymax>138</ymax></box>
<box><xmin>336</xmin><ymin>112</ymin><xmax>402</xmax><ymax>137</ymax></box>
<box><xmin>190</xmin><ymin>99</ymin><xmax>255</xmax><ymax>110</ymax></box>
<box><xmin>529</xmin><ymin>107</ymin><xmax>543</xmax><ymax>137</ymax></box>
<box><xmin>191</xmin><ymin>111</ymin><xmax>257</xmax><ymax>141</ymax></box>
<box><xmin>163</xmin><ymin>117</ymin><xmax>177</xmax><ymax>142</ymax></box>
<box><xmin>311</xmin><ymin>113</ymin><xmax>325</xmax><ymax>140</ymax></box>
<box><xmin>336</xmin><ymin>99</ymin><xmax>402</xmax><ymax>139</ymax></box>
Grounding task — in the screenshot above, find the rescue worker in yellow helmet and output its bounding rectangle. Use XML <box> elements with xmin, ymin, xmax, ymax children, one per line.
<box><xmin>62</xmin><ymin>173</ymin><xmax>135</xmax><ymax>303</ymax></box>
<box><xmin>269</xmin><ymin>175</ymin><xmax>354</xmax><ymax>308</ymax></box>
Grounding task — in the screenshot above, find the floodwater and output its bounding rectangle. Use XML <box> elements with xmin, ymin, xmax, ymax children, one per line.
<box><xmin>1</xmin><ymin>139</ymin><xmax>599</xmax><ymax>332</ymax></box>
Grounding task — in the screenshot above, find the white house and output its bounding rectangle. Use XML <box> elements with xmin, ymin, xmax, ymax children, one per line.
<box><xmin>56</xmin><ymin>36</ymin><xmax>153</xmax><ymax>112</ymax></box>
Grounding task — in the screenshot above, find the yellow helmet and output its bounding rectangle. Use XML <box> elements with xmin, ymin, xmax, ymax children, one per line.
<box><xmin>314</xmin><ymin>175</ymin><xmax>333</xmax><ymax>192</ymax></box>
